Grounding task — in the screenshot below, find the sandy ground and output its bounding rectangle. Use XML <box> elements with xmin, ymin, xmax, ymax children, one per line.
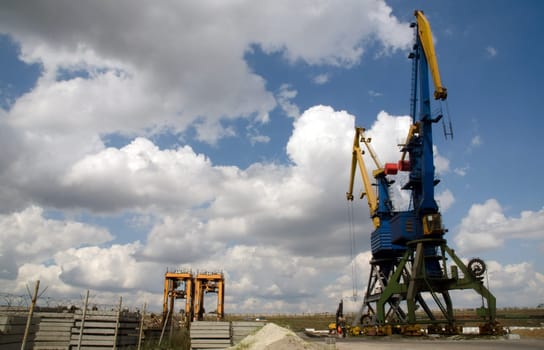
<box><xmin>229</xmin><ymin>323</ymin><xmax>323</xmax><ymax>350</ymax></box>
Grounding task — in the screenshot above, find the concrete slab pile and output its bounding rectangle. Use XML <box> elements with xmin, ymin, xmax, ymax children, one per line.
<box><xmin>0</xmin><ymin>308</ymin><xmax>142</xmax><ymax>350</ymax></box>
<box><xmin>70</xmin><ymin>310</ymin><xmax>140</xmax><ymax>349</ymax></box>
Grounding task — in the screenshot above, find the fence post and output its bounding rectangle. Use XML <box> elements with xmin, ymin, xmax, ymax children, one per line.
<box><xmin>113</xmin><ymin>296</ymin><xmax>122</xmax><ymax>350</ymax></box>
<box><xmin>137</xmin><ymin>303</ymin><xmax>146</xmax><ymax>350</ymax></box>
<box><xmin>77</xmin><ymin>290</ymin><xmax>90</xmax><ymax>350</ymax></box>
<box><xmin>21</xmin><ymin>280</ymin><xmax>40</xmax><ymax>350</ymax></box>
<box><xmin>159</xmin><ymin>308</ymin><xmax>170</xmax><ymax>346</ymax></box>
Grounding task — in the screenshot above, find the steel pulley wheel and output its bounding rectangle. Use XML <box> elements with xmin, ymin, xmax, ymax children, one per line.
<box><xmin>468</xmin><ymin>258</ymin><xmax>486</xmax><ymax>277</ymax></box>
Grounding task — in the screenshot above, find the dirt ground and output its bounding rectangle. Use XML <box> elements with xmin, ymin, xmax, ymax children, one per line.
<box><xmin>314</xmin><ymin>336</ymin><xmax>544</xmax><ymax>350</ymax></box>
<box><xmin>510</xmin><ymin>328</ymin><xmax>544</xmax><ymax>338</ymax></box>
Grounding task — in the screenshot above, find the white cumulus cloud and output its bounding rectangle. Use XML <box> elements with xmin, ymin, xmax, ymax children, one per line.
<box><xmin>0</xmin><ymin>206</ymin><xmax>112</xmax><ymax>280</ymax></box>
<box><xmin>61</xmin><ymin>137</ymin><xmax>219</xmax><ymax>213</ymax></box>
<box><xmin>454</xmin><ymin>199</ymin><xmax>544</xmax><ymax>253</ymax></box>
<box><xmin>0</xmin><ymin>0</ymin><xmax>411</xmax><ymax>144</ymax></box>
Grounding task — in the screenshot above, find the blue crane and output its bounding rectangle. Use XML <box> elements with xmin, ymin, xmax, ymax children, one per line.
<box><xmin>346</xmin><ymin>10</ymin><xmax>502</xmax><ymax>336</ymax></box>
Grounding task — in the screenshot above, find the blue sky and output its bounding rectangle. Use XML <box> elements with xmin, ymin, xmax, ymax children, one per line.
<box><xmin>0</xmin><ymin>0</ymin><xmax>543</xmax><ymax>313</ymax></box>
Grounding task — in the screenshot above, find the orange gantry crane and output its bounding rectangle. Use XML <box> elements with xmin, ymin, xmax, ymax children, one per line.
<box><xmin>162</xmin><ymin>269</ymin><xmax>224</xmax><ymax>329</ymax></box>
<box><xmin>163</xmin><ymin>269</ymin><xmax>194</xmax><ymax>326</ymax></box>
<box><xmin>194</xmin><ymin>271</ymin><xmax>225</xmax><ymax>321</ymax></box>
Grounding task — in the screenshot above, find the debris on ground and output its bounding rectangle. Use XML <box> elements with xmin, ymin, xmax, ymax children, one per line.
<box><xmin>228</xmin><ymin>323</ymin><xmax>323</xmax><ymax>350</ymax></box>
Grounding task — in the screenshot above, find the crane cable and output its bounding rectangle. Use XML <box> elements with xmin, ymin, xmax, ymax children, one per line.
<box><xmin>441</xmin><ymin>100</ymin><xmax>454</xmax><ymax>140</ymax></box>
<box><xmin>347</xmin><ymin>200</ymin><xmax>358</xmax><ymax>301</ymax></box>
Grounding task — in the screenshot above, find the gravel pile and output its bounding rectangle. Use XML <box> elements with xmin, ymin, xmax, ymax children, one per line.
<box><xmin>228</xmin><ymin>323</ymin><xmax>324</xmax><ymax>350</ymax></box>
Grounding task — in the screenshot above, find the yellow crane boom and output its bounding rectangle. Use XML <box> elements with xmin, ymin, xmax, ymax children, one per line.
<box><xmin>414</xmin><ymin>10</ymin><xmax>447</xmax><ymax>101</ymax></box>
<box><xmin>347</xmin><ymin>127</ymin><xmax>381</xmax><ymax>229</ymax></box>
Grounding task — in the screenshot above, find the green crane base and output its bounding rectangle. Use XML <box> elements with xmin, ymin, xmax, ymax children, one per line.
<box><xmin>357</xmin><ymin>238</ymin><xmax>504</xmax><ymax>335</ymax></box>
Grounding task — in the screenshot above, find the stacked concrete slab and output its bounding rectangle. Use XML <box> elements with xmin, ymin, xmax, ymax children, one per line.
<box><xmin>190</xmin><ymin>321</ymin><xmax>264</xmax><ymax>350</ymax></box>
<box><xmin>0</xmin><ymin>308</ymin><xmax>142</xmax><ymax>350</ymax></box>
<box><xmin>70</xmin><ymin>310</ymin><xmax>140</xmax><ymax>349</ymax></box>
<box><xmin>35</xmin><ymin>312</ymin><xmax>73</xmax><ymax>350</ymax></box>
<box><xmin>0</xmin><ymin>313</ymin><xmax>38</xmax><ymax>350</ymax></box>
<box><xmin>190</xmin><ymin>321</ymin><xmax>231</xmax><ymax>349</ymax></box>
<box><xmin>231</xmin><ymin>321</ymin><xmax>264</xmax><ymax>344</ymax></box>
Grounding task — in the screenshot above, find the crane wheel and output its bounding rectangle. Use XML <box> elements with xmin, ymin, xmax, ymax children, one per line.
<box><xmin>468</xmin><ymin>258</ymin><xmax>486</xmax><ymax>277</ymax></box>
